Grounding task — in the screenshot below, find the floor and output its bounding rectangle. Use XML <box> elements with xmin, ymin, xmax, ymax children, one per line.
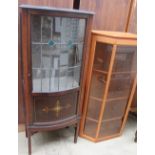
<box><xmin>18</xmin><ymin>116</ymin><xmax>137</xmax><ymax>155</ymax></box>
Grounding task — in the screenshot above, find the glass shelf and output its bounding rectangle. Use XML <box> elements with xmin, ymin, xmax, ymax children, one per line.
<box><xmin>32</xmin><ymin>65</ymin><xmax>81</xmax><ymax>93</ymax></box>
<box><xmin>93</xmin><ymin>68</ymin><xmax>136</xmax><ymax>75</ymax></box>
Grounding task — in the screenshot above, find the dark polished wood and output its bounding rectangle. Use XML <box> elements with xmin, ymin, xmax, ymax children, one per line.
<box><xmin>21</xmin><ymin>5</ymin><xmax>93</xmax><ymax>154</ymax></box>
<box><xmin>74</xmin><ymin>123</ymin><xmax>80</xmax><ymax>143</ymax></box>
<box><xmin>18</xmin><ymin>7</ymin><xmax>25</xmax><ymax>124</ymax></box>
<box><xmin>18</xmin><ymin>0</ymin><xmax>74</xmax><ymax>125</ymax></box>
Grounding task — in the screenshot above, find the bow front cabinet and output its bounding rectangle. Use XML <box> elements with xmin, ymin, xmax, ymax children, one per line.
<box><xmin>20</xmin><ymin>5</ymin><xmax>93</xmax><ymax>154</ymax></box>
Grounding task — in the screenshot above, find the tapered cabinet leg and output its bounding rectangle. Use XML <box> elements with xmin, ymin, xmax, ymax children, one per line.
<box><xmin>25</xmin><ymin>127</ymin><xmax>28</xmax><ymax>138</ymax></box>
<box><xmin>134</xmin><ymin>130</ymin><xmax>137</xmax><ymax>142</ymax></box>
<box><xmin>28</xmin><ymin>131</ymin><xmax>32</xmax><ymax>155</ymax></box>
<box><xmin>74</xmin><ymin>124</ymin><xmax>79</xmax><ymax>143</ymax></box>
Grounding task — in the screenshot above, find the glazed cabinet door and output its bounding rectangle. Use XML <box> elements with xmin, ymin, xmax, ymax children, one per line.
<box><xmin>84</xmin><ymin>43</ymin><xmax>113</xmax><ymax>138</ymax></box>
<box><xmin>99</xmin><ymin>45</ymin><xmax>137</xmax><ymax>138</ymax></box>
<box><xmin>83</xmin><ymin>42</ymin><xmax>137</xmax><ymax>139</ymax></box>
<box><xmin>31</xmin><ymin>15</ymin><xmax>86</xmax><ymax>93</ymax></box>
<box><xmin>29</xmin><ymin>13</ymin><xmax>86</xmax><ymax>123</ymax></box>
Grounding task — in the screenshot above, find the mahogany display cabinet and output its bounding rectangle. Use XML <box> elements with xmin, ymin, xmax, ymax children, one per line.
<box><xmin>80</xmin><ymin>31</ymin><xmax>137</xmax><ymax>142</ymax></box>
<box><xmin>20</xmin><ymin>5</ymin><xmax>93</xmax><ymax>154</ymax></box>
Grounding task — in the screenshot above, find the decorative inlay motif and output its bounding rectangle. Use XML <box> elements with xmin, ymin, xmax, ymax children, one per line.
<box><xmin>42</xmin><ymin>100</ymin><xmax>71</xmax><ymax>117</ymax></box>
<box><xmin>53</xmin><ymin>100</ymin><xmax>62</xmax><ymax>117</ymax></box>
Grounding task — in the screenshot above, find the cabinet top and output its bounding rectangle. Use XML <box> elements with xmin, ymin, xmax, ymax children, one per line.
<box><xmin>92</xmin><ymin>31</ymin><xmax>137</xmax><ymax>46</ymax></box>
<box><xmin>92</xmin><ymin>30</ymin><xmax>137</xmax><ymax>40</ymax></box>
<box><xmin>20</xmin><ymin>4</ymin><xmax>94</xmax><ymax>15</ymax></box>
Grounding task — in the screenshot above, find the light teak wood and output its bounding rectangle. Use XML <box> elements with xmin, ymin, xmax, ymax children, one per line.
<box><xmin>95</xmin><ymin>45</ymin><xmax>117</xmax><ymax>138</ymax></box>
<box><xmin>79</xmin><ymin>31</ymin><xmax>137</xmax><ymax>142</ymax></box>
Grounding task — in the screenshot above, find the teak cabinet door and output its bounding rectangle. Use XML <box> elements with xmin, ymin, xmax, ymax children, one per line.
<box><xmin>81</xmin><ymin>38</ymin><xmax>137</xmax><ymax>141</ymax></box>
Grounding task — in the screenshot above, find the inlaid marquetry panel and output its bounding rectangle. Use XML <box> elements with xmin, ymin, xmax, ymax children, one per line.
<box><xmin>33</xmin><ymin>92</ymin><xmax>78</xmax><ymax>122</ymax></box>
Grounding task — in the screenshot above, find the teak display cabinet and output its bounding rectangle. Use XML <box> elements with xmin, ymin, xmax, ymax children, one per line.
<box><xmin>80</xmin><ymin>31</ymin><xmax>137</xmax><ymax>142</ymax></box>
<box><xmin>20</xmin><ymin>5</ymin><xmax>93</xmax><ymax>155</ymax></box>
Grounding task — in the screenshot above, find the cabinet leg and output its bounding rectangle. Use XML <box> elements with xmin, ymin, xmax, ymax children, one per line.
<box><xmin>74</xmin><ymin>123</ymin><xmax>79</xmax><ymax>143</ymax></box>
<box><xmin>25</xmin><ymin>127</ymin><xmax>28</xmax><ymax>138</ymax></box>
<box><xmin>28</xmin><ymin>131</ymin><xmax>32</xmax><ymax>155</ymax></box>
<box><xmin>134</xmin><ymin>130</ymin><xmax>137</xmax><ymax>142</ymax></box>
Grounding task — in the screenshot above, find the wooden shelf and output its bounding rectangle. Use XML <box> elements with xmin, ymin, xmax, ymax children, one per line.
<box><xmin>93</xmin><ymin>68</ymin><xmax>136</xmax><ymax>75</ymax></box>
<box><xmin>112</xmin><ymin>71</ymin><xmax>136</xmax><ymax>75</ymax></box>
<box><xmin>86</xmin><ymin>116</ymin><xmax>122</xmax><ymax>123</ymax></box>
<box><xmin>86</xmin><ymin>117</ymin><xmax>98</xmax><ymax>123</ymax></box>
<box><xmin>107</xmin><ymin>96</ymin><xmax>128</xmax><ymax>102</ymax></box>
<box><xmin>90</xmin><ymin>96</ymin><xmax>102</xmax><ymax>102</ymax></box>
<box><xmin>90</xmin><ymin>95</ymin><xmax>128</xmax><ymax>103</ymax></box>
<box><xmin>102</xmin><ymin>116</ymin><xmax>122</xmax><ymax>122</ymax></box>
<box><xmin>93</xmin><ymin>69</ymin><xmax>108</xmax><ymax>74</ymax></box>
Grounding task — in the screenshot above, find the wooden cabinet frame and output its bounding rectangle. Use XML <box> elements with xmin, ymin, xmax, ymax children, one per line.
<box><xmin>20</xmin><ymin>5</ymin><xmax>93</xmax><ymax>154</ymax></box>
<box><xmin>80</xmin><ymin>31</ymin><xmax>137</xmax><ymax>142</ymax></box>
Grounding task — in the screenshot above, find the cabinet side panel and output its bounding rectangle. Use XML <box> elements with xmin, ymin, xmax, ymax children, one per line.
<box><xmin>21</xmin><ymin>9</ymin><xmax>33</xmax><ymax>126</ymax></box>
<box><xmin>19</xmin><ymin>8</ymin><xmax>25</xmax><ymax>124</ymax></box>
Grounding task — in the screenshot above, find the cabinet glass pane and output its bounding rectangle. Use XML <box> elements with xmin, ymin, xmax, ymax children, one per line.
<box><xmin>42</xmin><ymin>16</ymin><xmax>53</xmax><ymax>42</ymax></box>
<box><xmin>84</xmin><ymin>120</ymin><xmax>98</xmax><ymax>138</ymax></box>
<box><xmin>42</xmin><ymin>69</ymin><xmax>50</xmax><ymax>92</ymax></box>
<box><xmin>107</xmin><ymin>45</ymin><xmax>136</xmax><ymax>99</ymax></box>
<box><xmin>32</xmin><ymin>44</ymin><xmax>41</xmax><ymax>68</ymax></box>
<box><xmin>59</xmin><ymin>66</ymin><xmax>81</xmax><ymax>91</ymax></box>
<box><xmin>86</xmin><ymin>98</ymin><xmax>101</xmax><ymax>120</ymax></box>
<box><xmin>93</xmin><ymin>42</ymin><xmax>112</xmax><ymax>72</ymax></box>
<box><xmin>32</xmin><ymin>69</ymin><xmax>41</xmax><ymax>92</ymax></box>
<box><xmin>31</xmin><ymin>15</ymin><xmax>86</xmax><ymax>93</ymax></box>
<box><xmin>107</xmin><ymin>74</ymin><xmax>133</xmax><ymax>99</ymax></box>
<box><xmin>89</xmin><ymin>72</ymin><xmax>106</xmax><ymax>99</ymax></box>
<box><xmin>99</xmin><ymin>119</ymin><xmax>122</xmax><ymax>137</ymax></box>
<box><xmin>31</xmin><ymin>15</ymin><xmax>41</xmax><ymax>42</ymax></box>
<box><xmin>113</xmin><ymin>46</ymin><xmax>137</xmax><ymax>73</ymax></box>
<box><xmin>103</xmin><ymin>98</ymin><xmax>128</xmax><ymax>120</ymax></box>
